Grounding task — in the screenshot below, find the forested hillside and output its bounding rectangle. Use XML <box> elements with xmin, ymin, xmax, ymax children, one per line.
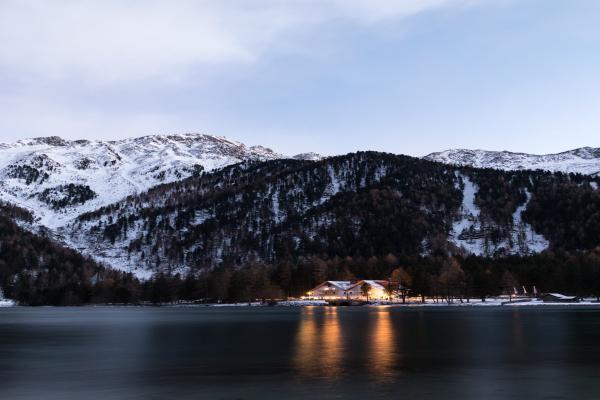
<box><xmin>69</xmin><ymin>152</ymin><xmax>600</xmax><ymax>275</ymax></box>
<box><xmin>0</xmin><ymin>202</ymin><xmax>139</xmax><ymax>305</ymax></box>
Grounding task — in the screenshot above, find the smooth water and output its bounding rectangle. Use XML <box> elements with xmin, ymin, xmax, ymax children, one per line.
<box><xmin>1</xmin><ymin>306</ymin><xmax>600</xmax><ymax>399</ymax></box>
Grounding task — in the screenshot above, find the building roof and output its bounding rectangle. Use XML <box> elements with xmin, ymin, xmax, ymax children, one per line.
<box><xmin>543</xmin><ymin>293</ymin><xmax>578</xmax><ymax>300</ymax></box>
<box><xmin>312</xmin><ymin>281</ymin><xmax>354</xmax><ymax>291</ymax></box>
<box><xmin>348</xmin><ymin>280</ymin><xmax>388</xmax><ymax>291</ymax></box>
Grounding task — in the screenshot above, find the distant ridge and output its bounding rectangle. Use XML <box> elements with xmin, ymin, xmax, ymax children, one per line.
<box><xmin>424</xmin><ymin>147</ymin><xmax>600</xmax><ymax>176</ymax></box>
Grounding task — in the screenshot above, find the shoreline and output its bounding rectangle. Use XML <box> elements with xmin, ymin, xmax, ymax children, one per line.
<box><xmin>4</xmin><ymin>299</ymin><xmax>600</xmax><ymax>309</ymax></box>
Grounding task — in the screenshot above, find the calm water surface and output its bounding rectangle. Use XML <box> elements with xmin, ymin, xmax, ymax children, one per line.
<box><xmin>1</xmin><ymin>306</ymin><xmax>600</xmax><ymax>399</ymax></box>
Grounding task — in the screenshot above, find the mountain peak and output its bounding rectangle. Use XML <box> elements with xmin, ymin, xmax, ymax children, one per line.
<box><xmin>293</xmin><ymin>152</ymin><xmax>323</xmax><ymax>161</ymax></box>
<box><xmin>0</xmin><ymin>133</ymin><xmax>309</xmax><ymax>229</ymax></box>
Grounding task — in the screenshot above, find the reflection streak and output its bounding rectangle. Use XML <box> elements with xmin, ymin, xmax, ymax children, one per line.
<box><xmin>369</xmin><ymin>309</ymin><xmax>397</xmax><ymax>381</ymax></box>
<box><xmin>294</xmin><ymin>307</ymin><xmax>343</xmax><ymax>380</ymax></box>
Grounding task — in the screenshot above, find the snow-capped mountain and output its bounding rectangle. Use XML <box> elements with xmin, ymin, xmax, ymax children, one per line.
<box><xmin>2</xmin><ymin>134</ymin><xmax>599</xmax><ymax>279</ymax></box>
<box><xmin>0</xmin><ymin>133</ymin><xmax>320</xmax><ymax>230</ymax></box>
<box><xmin>424</xmin><ymin>147</ymin><xmax>600</xmax><ymax>176</ymax></box>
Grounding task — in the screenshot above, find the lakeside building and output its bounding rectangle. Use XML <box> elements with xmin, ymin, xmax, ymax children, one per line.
<box><xmin>306</xmin><ymin>280</ymin><xmax>392</xmax><ymax>301</ymax></box>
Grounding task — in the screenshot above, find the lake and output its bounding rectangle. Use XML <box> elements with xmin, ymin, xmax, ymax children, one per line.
<box><xmin>1</xmin><ymin>306</ymin><xmax>600</xmax><ymax>399</ymax></box>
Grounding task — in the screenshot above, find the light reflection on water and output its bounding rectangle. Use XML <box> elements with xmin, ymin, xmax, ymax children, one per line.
<box><xmin>295</xmin><ymin>306</ymin><xmax>398</xmax><ymax>382</ymax></box>
<box><xmin>321</xmin><ymin>307</ymin><xmax>343</xmax><ymax>378</ymax></box>
<box><xmin>368</xmin><ymin>309</ymin><xmax>396</xmax><ymax>382</ymax></box>
<box><xmin>295</xmin><ymin>306</ymin><xmax>344</xmax><ymax>380</ymax></box>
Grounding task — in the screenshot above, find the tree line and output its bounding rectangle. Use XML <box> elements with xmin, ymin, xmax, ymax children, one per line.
<box><xmin>6</xmin><ymin>248</ymin><xmax>600</xmax><ymax>305</ymax></box>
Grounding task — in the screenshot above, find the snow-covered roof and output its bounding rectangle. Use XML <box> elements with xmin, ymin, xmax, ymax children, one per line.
<box><xmin>348</xmin><ymin>280</ymin><xmax>388</xmax><ymax>291</ymax></box>
<box><xmin>545</xmin><ymin>293</ymin><xmax>577</xmax><ymax>300</ymax></box>
<box><xmin>362</xmin><ymin>280</ymin><xmax>387</xmax><ymax>290</ymax></box>
<box><xmin>311</xmin><ymin>281</ymin><xmax>353</xmax><ymax>291</ymax></box>
<box><xmin>326</xmin><ymin>281</ymin><xmax>354</xmax><ymax>290</ymax></box>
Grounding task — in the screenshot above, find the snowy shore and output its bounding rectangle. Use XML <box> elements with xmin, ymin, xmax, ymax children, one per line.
<box><xmin>367</xmin><ymin>297</ymin><xmax>600</xmax><ymax>307</ymax></box>
<box><xmin>182</xmin><ymin>298</ymin><xmax>600</xmax><ymax>308</ymax></box>
<box><xmin>1</xmin><ymin>298</ymin><xmax>598</xmax><ymax>308</ymax></box>
<box><xmin>0</xmin><ymin>299</ymin><xmax>15</xmax><ymax>307</ymax></box>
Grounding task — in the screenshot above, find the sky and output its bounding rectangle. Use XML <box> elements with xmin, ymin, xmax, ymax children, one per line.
<box><xmin>0</xmin><ymin>0</ymin><xmax>599</xmax><ymax>157</ymax></box>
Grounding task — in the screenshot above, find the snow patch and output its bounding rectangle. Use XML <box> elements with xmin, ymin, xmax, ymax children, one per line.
<box><xmin>271</xmin><ymin>187</ymin><xmax>283</xmax><ymax>224</ymax></box>
<box><xmin>509</xmin><ymin>191</ymin><xmax>549</xmax><ymax>254</ymax></box>
<box><xmin>0</xmin><ymin>289</ymin><xmax>15</xmax><ymax>307</ymax></box>
<box><xmin>450</xmin><ymin>175</ymin><xmax>486</xmax><ymax>255</ymax></box>
<box><xmin>450</xmin><ymin>175</ymin><xmax>548</xmax><ymax>256</ymax></box>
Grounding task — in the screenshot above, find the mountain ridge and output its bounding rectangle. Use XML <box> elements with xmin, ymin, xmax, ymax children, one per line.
<box><xmin>0</xmin><ymin>133</ymin><xmax>322</xmax><ymax>230</ymax></box>
<box><xmin>424</xmin><ymin>147</ymin><xmax>600</xmax><ymax>176</ymax></box>
<box><xmin>1</xmin><ymin>134</ymin><xmax>600</xmax><ymax>279</ymax></box>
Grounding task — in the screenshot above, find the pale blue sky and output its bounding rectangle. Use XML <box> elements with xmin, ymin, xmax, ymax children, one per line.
<box><xmin>1</xmin><ymin>0</ymin><xmax>599</xmax><ymax>156</ymax></box>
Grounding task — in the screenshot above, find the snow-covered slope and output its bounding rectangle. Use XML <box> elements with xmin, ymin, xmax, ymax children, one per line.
<box><xmin>0</xmin><ymin>133</ymin><xmax>318</xmax><ymax>230</ymax></box>
<box><xmin>449</xmin><ymin>174</ymin><xmax>548</xmax><ymax>257</ymax></box>
<box><xmin>424</xmin><ymin>147</ymin><xmax>600</xmax><ymax>176</ymax></box>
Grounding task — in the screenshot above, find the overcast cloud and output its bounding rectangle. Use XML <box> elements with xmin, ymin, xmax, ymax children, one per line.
<box><xmin>0</xmin><ymin>0</ymin><xmax>598</xmax><ymax>156</ymax></box>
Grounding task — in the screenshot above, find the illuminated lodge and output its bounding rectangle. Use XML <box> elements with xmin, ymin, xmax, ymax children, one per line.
<box><xmin>305</xmin><ymin>280</ymin><xmax>392</xmax><ymax>301</ymax></box>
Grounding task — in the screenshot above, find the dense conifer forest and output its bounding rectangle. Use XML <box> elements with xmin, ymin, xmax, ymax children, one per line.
<box><xmin>0</xmin><ymin>202</ymin><xmax>137</xmax><ymax>305</ymax></box>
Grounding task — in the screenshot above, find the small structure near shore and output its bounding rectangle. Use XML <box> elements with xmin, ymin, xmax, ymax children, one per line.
<box><xmin>539</xmin><ymin>293</ymin><xmax>581</xmax><ymax>303</ymax></box>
